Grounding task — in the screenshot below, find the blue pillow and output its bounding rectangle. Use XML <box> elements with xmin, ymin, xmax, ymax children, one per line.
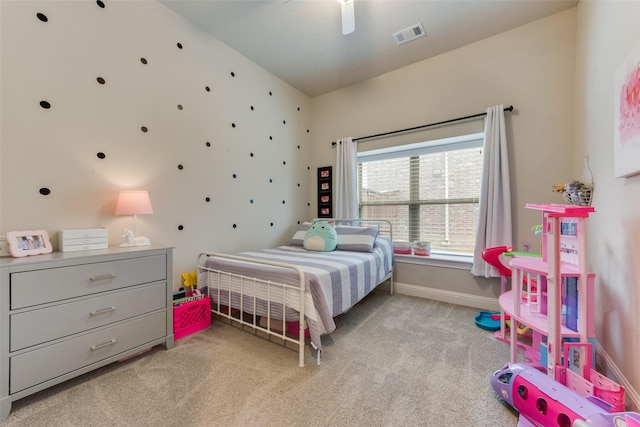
<box><xmin>336</xmin><ymin>225</ymin><xmax>379</xmax><ymax>252</ymax></box>
<box><xmin>289</xmin><ymin>222</ymin><xmax>312</xmax><ymax>246</ymax></box>
<box><xmin>303</xmin><ymin>221</ymin><xmax>337</xmax><ymax>252</ymax></box>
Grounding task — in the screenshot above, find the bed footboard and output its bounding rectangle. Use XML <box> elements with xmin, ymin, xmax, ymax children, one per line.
<box><xmin>198</xmin><ymin>251</ymin><xmax>310</xmax><ymax>367</ymax></box>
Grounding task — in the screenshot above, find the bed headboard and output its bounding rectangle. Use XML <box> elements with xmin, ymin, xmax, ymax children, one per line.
<box><xmin>316</xmin><ymin>218</ymin><xmax>393</xmax><ymax>242</ymax></box>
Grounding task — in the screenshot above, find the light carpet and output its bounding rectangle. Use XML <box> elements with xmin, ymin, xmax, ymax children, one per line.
<box><xmin>1</xmin><ymin>290</ymin><xmax>518</xmax><ymax>426</ymax></box>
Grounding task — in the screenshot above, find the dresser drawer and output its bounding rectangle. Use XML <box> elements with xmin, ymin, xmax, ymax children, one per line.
<box><xmin>10</xmin><ymin>254</ymin><xmax>166</xmax><ymax>309</ymax></box>
<box><xmin>10</xmin><ymin>310</ymin><xmax>166</xmax><ymax>393</ymax></box>
<box><xmin>10</xmin><ymin>281</ymin><xmax>167</xmax><ymax>351</ymax></box>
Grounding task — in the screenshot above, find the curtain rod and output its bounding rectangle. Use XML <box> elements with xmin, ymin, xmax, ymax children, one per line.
<box><xmin>331</xmin><ymin>105</ymin><xmax>514</xmax><ymax>146</ymax></box>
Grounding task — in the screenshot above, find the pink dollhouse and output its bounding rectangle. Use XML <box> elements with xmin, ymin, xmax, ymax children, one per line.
<box><xmin>495</xmin><ymin>204</ymin><xmax>625</xmax><ymax>411</ymax></box>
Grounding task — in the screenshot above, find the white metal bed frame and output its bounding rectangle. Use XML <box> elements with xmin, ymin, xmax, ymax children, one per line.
<box><xmin>197</xmin><ymin>219</ymin><xmax>393</xmax><ymax>367</ymax></box>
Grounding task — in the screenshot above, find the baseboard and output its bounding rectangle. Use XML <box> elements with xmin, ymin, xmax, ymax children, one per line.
<box><xmin>596</xmin><ymin>341</ymin><xmax>640</xmax><ymax>411</ymax></box>
<box><xmin>393</xmin><ymin>281</ymin><xmax>500</xmax><ymax>311</ymax></box>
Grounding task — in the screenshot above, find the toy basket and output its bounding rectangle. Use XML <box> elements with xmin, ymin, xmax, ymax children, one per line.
<box><xmin>562</xmin><ymin>186</ymin><xmax>593</xmax><ymax>206</ymax></box>
<box><xmin>173</xmin><ymin>297</ymin><xmax>211</xmax><ymax>340</ymax></box>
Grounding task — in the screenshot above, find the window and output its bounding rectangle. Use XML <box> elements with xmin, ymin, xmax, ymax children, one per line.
<box><xmin>357</xmin><ymin>133</ymin><xmax>483</xmax><ymax>256</ymax></box>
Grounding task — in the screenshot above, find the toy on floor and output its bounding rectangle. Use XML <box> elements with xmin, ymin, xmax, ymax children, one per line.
<box><xmin>474</xmin><ymin>310</ymin><xmax>501</xmax><ymax>331</ymax></box>
<box><xmin>491</xmin><ymin>363</ymin><xmax>640</xmax><ymax>427</ymax></box>
<box><xmin>481</xmin><ymin>245</ymin><xmax>544</xmax><ymax>362</ymax></box>
<box><xmin>479</xmin><ymin>245</ymin><xmax>524</xmax><ymax>340</ymax></box>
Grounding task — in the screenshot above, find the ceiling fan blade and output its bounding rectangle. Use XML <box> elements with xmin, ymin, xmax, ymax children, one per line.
<box><xmin>341</xmin><ymin>0</ymin><xmax>355</xmax><ymax>35</ymax></box>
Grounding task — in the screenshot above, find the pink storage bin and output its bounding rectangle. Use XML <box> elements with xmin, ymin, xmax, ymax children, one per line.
<box><xmin>393</xmin><ymin>242</ymin><xmax>412</xmax><ymax>255</ymax></box>
<box><xmin>173</xmin><ymin>297</ymin><xmax>211</xmax><ymax>340</ymax></box>
<box><xmin>413</xmin><ymin>241</ymin><xmax>431</xmax><ymax>256</ymax></box>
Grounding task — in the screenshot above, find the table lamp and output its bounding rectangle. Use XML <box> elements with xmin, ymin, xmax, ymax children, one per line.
<box><xmin>115</xmin><ymin>190</ymin><xmax>153</xmax><ymax>247</ymax></box>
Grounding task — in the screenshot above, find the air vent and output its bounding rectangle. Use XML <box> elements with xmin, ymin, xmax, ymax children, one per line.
<box><xmin>392</xmin><ymin>23</ymin><xmax>425</xmax><ymax>45</ymax></box>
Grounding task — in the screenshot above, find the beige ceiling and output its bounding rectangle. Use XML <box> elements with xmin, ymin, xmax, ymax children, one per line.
<box><xmin>160</xmin><ymin>0</ymin><xmax>578</xmax><ymax>97</ymax></box>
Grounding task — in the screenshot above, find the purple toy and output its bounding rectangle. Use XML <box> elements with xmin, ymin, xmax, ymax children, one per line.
<box><xmin>491</xmin><ymin>363</ymin><xmax>640</xmax><ymax>427</ymax></box>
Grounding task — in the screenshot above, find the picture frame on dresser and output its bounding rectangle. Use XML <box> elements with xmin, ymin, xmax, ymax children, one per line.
<box><xmin>6</xmin><ymin>230</ymin><xmax>53</xmax><ymax>257</ymax></box>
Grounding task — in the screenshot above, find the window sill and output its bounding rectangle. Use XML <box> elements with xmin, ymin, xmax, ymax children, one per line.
<box><xmin>394</xmin><ymin>253</ymin><xmax>473</xmax><ymax>270</ymax></box>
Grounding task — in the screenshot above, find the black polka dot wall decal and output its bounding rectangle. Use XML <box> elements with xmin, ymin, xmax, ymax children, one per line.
<box><xmin>307</xmin><ymin>166</ymin><xmax>310</xmax><ymax>170</ymax></box>
<box><xmin>205</xmin><ymin>86</ymin><xmax>211</xmax><ymax>92</ymax></box>
<box><xmin>307</xmin><ymin>202</ymin><xmax>311</xmax><ymax>206</ymax></box>
<box><xmin>36</xmin><ymin>13</ymin><xmax>48</xmax><ymax>22</ymax></box>
<box><xmin>298</xmin><ymin>221</ymin><xmax>301</xmax><ymax>224</ymax></box>
<box><xmin>39</xmin><ymin>187</ymin><xmax>51</xmax><ymax>196</ymax></box>
<box><xmin>233</xmin><ymin>224</ymin><xmax>237</xmax><ymax>229</ymax></box>
<box><xmin>177</xmin><ymin>104</ymin><xmax>183</xmax><ymax>110</ymax></box>
<box><xmin>231</xmin><ymin>72</ymin><xmax>235</xmax><ymax>77</ymax></box>
<box><xmin>297</xmin><ymin>183</ymin><xmax>300</xmax><ymax>187</ymax></box>
<box><xmin>97</xmin><ymin>77</ymin><xmax>105</xmax><ymax>84</ymax></box>
<box><xmin>231</xmin><ymin>123</ymin><xmax>236</xmax><ymax>128</ymax></box>
<box><xmin>269</xmin><ymin>136</ymin><xmax>273</xmax><ymax>140</ymax></box>
<box><xmin>269</xmin><ymin>178</ymin><xmax>273</xmax><ymax>183</ymax></box>
<box><xmin>282</xmin><ymin>200</ymin><xmax>286</xmax><ymax>204</ymax></box>
<box><xmin>250</xmin><ymin>106</ymin><xmax>254</xmax><ymax>111</ymax></box>
<box><xmin>298</xmin><ymin>145</ymin><xmax>300</xmax><ymax>149</ymax></box>
<box><xmin>205</xmin><ymin>141</ymin><xmax>211</xmax><ymax>147</ymax></box>
<box><xmin>40</xmin><ymin>101</ymin><xmax>51</xmax><ymax>109</ymax></box>
<box><xmin>270</xmin><ymin>222</ymin><xmax>274</xmax><ymax>227</ymax></box>
<box><xmin>269</xmin><ymin>91</ymin><xmax>273</xmax><ymax>96</ymax></box>
<box><xmin>97</xmin><ymin>152</ymin><xmax>106</xmax><ymax>159</ymax></box>
<box><xmin>283</xmin><ymin>161</ymin><xmax>286</xmax><ymax>165</ymax></box>
<box><xmin>250</xmin><ymin>153</ymin><xmax>254</xmax><ymax>157</ymax></box>
<box><xmin>141</xmin><ymin>126</ymin><xmax>148</xmax><ymax>132</ymax></box>
<box><xmin>233</xmin><ymin>173</ymin><xmax>237</xmax><ymax>178</ymax></box>
<box><xmin>307</xmin><ymin>129</ymin><xmax>310</xmax><ymax>133</ymax></box>
<box><xmin>177</xmin><ymin>42</ymin><xmax>183</xmax><ymax>49</ymax></box>
<box><xmin>178</xmin><ymin>164</ymin><xmax>184</xmax><ymax>170</ymax></box>
<box><xmin>205</xmin><ymin>197</ymin><xmax>211</xmax><ymax>202</ymax></box>
<box><xmin>298</xmin><ymin>107</ymin><xmax>301</xmax><ymax>111</ymax></box>
<box><xmin>250</xmin><ymin>199</ymin><xmax>254</xmax><ymax>204</ymax></box>
<box><xmin>96</xmin><ymin>0</ymin><xmax>105</xmax><ymax>8</ymax></box>
<box><xmin>178</xmin><ymin>225</ymin><xmax>184</xmax><ymax>230</ymax></box>
<box><xmin>283</xmin><ymin>120</ymin><xmax>286</xmax><ymax>124</ymax></box>
<box><xmin>140</xmin><ymin>58</ymin><xmax>147</xmax><ymax>64</ymax></box>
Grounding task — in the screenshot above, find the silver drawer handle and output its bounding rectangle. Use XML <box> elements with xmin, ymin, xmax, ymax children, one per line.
<box><xmin>90</xmin><ymin>339</ymin><xmax>117</xmax><ymax>351</ymax></box>
<box><xmin>90</xmin><ymin>306</ymin><xmax>117</xmax><ymax>316</ymax></box>
<box><xmin>89</xmin><ymin>274</ymin><xmax>117</xmax><ymax>281</ymax></box>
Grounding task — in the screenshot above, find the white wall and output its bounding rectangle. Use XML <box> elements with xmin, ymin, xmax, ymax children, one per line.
<box><xmin>574</xmin><ymin>0</ymin><xmax>640</xmax><ymax>409</ymax></box>
<box><xmin>310</xmin><ymin>9</ymin><xmax>578</xmax><ymax>302</ymax></box>
<box><xmin>0</xmin><ymin>0</ymin><xmax>312</xmax><ymax>287</ymax></box>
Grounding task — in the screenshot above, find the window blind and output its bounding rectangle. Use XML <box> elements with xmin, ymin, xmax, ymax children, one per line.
<box><xmin>357</xmin><ymin>133</ymin><xmax>483</xmax><ymax>255</ymax></box>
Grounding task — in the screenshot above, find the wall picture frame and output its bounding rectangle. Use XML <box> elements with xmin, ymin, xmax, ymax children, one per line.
<box><xmin>614</xmin><ymin>40</ymin><xmax>640</xmax><ymax>178</ymax></box>
<box><xmin>317</xmin><ymin>166</ymin><xmax>333</xmax><ymax>218</ymax></box>
<box><xmin>319</xmin><ymin>206</ymin><xmax>332</xmax><ymax>217</ymax></box>
<box><xmin>6</xmin><ymin>230</ymin><xmax>53</xmax><ymax>257</ymax></box>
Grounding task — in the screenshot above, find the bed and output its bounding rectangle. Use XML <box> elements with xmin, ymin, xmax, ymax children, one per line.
<box><xmin>197</xmin><ymin>219</ymin><xmax>394</xmax><ymax>367</ymax></box>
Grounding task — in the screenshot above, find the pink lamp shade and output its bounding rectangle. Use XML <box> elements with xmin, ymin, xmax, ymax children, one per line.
<box><xmin>115</xmin><ymin>191</ymin><xmax>154</xmax><ymax>216</ymax></box>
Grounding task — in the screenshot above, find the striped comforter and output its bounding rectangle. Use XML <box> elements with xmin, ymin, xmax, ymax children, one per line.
<box><xmin>200</xmin><ymin>238</ymin><xmax>393</xmax><ymax>349</ymax></box>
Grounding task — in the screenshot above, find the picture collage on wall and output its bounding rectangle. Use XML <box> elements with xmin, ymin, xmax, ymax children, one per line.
<box><xmin>317</xmin><ymin>166</ymin><xmax>332</xmax><ymax>218</ymax></box>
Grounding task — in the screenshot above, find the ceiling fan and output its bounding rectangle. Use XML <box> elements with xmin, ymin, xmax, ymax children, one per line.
<box><xmin>337</xmin><ymin>0</ymin><xmax>355</xmax><ymax>35</ymax></box>
<box><xmin>283</xmin><ymin>0</ymin><xmax>354</xmax><ymax>35</ymax></box>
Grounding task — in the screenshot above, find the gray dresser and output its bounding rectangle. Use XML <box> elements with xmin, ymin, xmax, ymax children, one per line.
<box><xmin>0</xmin><ymin>246</ymin><xmax>174</xmax><ymax>420</ymax></box>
